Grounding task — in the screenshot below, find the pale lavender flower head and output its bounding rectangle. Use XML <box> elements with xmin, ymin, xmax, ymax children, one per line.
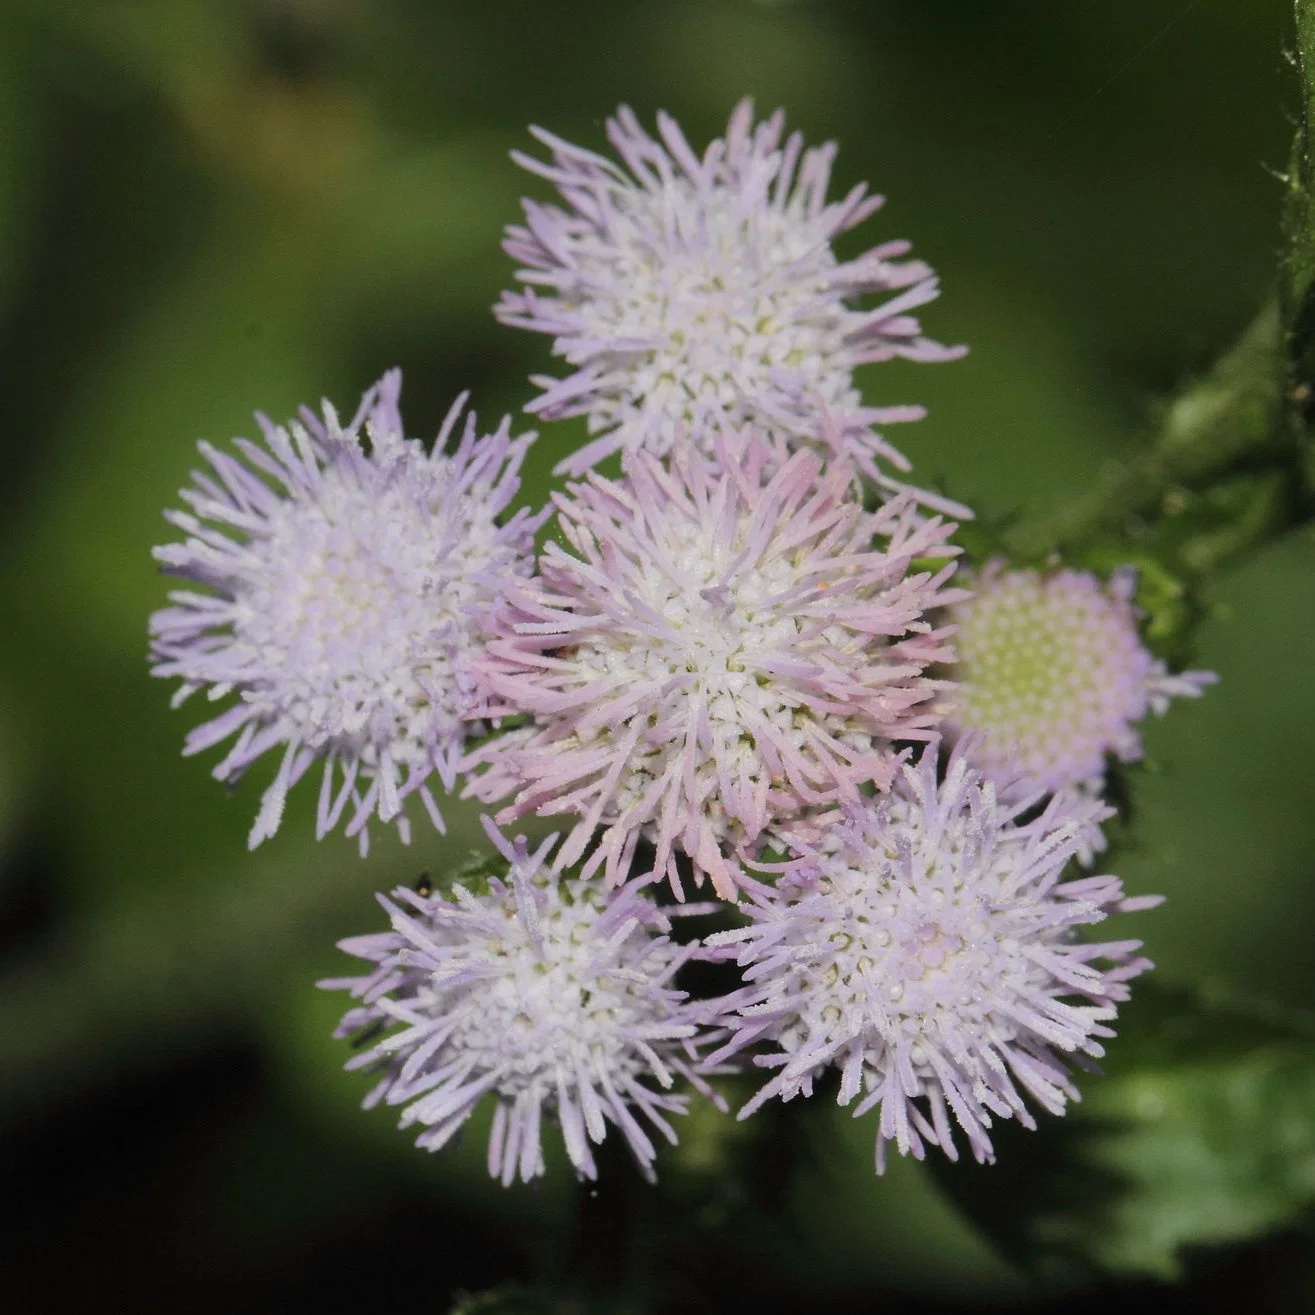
<box><xmin>499</xmin><ymin>99</ymin><xmax>965</xmax><ymax>504</ymax></box>
<box><xmin>466</xmin><ymin>429</ymin><xmax>965</xmax><ymax>900</ymax></box>
<box><xmin>943</xmin><ymin>562</ymin><xmax>1217</xmax><ymax>794</ymax></box>
<box><xmin>320</xmin><ymin>817</ymin><xmax>722</xmax><ymax>1184</ymax></box>
<box><xmin>150</xmin><ymin>372</ymin><xmax>545</xmax><ymax>853</ymax></box>
<box><xmin>705</xmin><ymin>744</ymin><xmax>1158</xmax><ymax>1169</ymax></box>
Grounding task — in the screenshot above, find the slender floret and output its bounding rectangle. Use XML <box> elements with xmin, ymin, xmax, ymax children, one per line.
<box><xmin>150</xmin><ymin>372</ymin><xmax>544</xmax><ymax>853</ymax></box>
<box><xmin>943</xmin><ymin>563</ymin><xmax>1217</xmax><ymax>794</ymax></box>
<box><xmin>466</xmin><ymin>429</ymin><xmax>964</xmax><ymax>899</ymax></box>
<box><xmin>499</xmin><ymin>99</ymin><xmax>965</xmax><ymax>504</ymax></box>
<box><xmin>320</xmin><ymin>818</ymin><xmax>722</xmax><ymax>1184</ymax></box>
<box><xmin>705</xmin><ymin>744</ymin><xmax>1158</xmax><ymax>1169</ymax></box>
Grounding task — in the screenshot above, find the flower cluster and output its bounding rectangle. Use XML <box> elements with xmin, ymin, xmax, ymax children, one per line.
<box><xmin>149</xmin><ymin>101</ymin><xmax>1214</xmax><ymax>1184</ymax></box>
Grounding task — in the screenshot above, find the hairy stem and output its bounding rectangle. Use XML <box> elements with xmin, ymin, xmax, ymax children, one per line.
<box><xmin>1004</xmin><ymin>303</ymin><xmax>1287</xmax><ymax>563</ymax></box>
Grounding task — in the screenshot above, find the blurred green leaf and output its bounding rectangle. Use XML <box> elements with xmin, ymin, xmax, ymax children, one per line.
<box><xmin>933</xmin><ymin>980</ymin><xmax>1315</xmax><ymax>1285</ymax></box>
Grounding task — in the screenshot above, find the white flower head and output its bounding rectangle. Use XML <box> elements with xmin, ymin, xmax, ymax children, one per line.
<box><xmin>706</xmin><ymin>744</ymin><xmax>1158</xmax><ymax>1169</ymax></box>
<box><xmin>150</xmin><ymin>371</ymin><xmax>545</xmax><ymax>853</ymax></box>
<box><xmin>500</xmin><ymin>99</ymin><xmax>965</xmax><ymax>510</ymax></box>
<box><xmin>321</xmin><ymin>818</ymin><xmax>724</xmax><ymax>1184</ymax></box>
<box><xmin>467</xmin><ymin>429</ymin><xmax>965</xmax><ymax>900</ymax></box>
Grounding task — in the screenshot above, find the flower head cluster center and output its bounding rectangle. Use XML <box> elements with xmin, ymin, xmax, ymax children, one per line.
<box><xmin>232</xmin><ymin>448</ymin><xmax>470</xmax><ymax>755</ymax></box>
<box><xmin>783</xmin><ymin>809</ymin><xmax>1061</xmax><ymax>1055</ymax></box>
<box><xmin>440</xmin><ymin>903</ymin><xmax>654</xmax><ymax>1089</ymax></box>
<box><xmin>572</xmin><ymin>513</ymin><xmax>813</xmax><ymax>752</ymax></box>
<box><xmin>562</xmin><ymin>183</ymin><xmax>859</xmax><ymax>430</ymax></box>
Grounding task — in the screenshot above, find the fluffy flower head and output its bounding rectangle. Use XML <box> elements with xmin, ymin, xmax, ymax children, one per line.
<box><xmin>321</xmin><ymin>818</ymin><xmax>719</xmax><ymax>1184</ymax></box>
<box><xmin>706</xmin><ymin>745</ymin><xmax>1158</xmax><ymax>1168</ymax></box>
<box><xmin>500</xmin><ymin>99</ymin><xmax>964</xmax><ymax>500</ymax></box>
<box><xmin>150</xmin><ymin>372</ymin><xmax>544</xmax><ymax>852</ymax></box>
<box><xmin>943</xmin><ymin>563</ymin><xmax>1217</xmax><ymax>793</ymax></box>
<box><xmin>467</xmin><ymin>430</ymin><xmax>964</xmax><ymax>899</ymax></box>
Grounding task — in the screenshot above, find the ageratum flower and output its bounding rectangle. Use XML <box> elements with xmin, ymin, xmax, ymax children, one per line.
<box><xmin>705</xmin><ymin>745</ymin><xmax>1158</xmax><ymax>1169</ymax></box>
<box><xmin>321</xmin><ymin>818</ymin><xmax>722</xmax><ymax>1184</ymax></box>
<box><xmin>150</xmin><ymin>372</ymin><xmax>544</xmax><ymax>853</ymax></box>
<box><xmin>467</xmin><ymin>430</ymin><xmax>964</xmax><ymax>899</ymax></box>
<box><xmin>943</xmin><ymin>563</ymin><xmax>1217</xmax><ymax>794</ymax></box>
<box><xmin>499</xmin><ymin>99</ymin><xmax>965</xmax><ymax>504</ymax></box>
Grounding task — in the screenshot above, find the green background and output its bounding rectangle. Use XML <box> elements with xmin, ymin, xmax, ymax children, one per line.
<box><xmin>0</xmin><ymin>1</ymin><xmax>1308</xmax><ymax>1310</ymax></box>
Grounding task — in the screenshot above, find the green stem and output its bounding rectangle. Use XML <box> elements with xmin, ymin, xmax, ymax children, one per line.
<box><xmin>1004</xmin><ymin>303</ymin><xmax>1286</xmax><ymax>562</ymax></box>
<box><xmin>1288</xmin><ymin>0</ymin><xmax>1315</xmax><ymax>333</ymax></box>
<box><xmin>1000</xmin><ymin>3</ymin><xmax>1315</xmax><ymax>568</ymax></box>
